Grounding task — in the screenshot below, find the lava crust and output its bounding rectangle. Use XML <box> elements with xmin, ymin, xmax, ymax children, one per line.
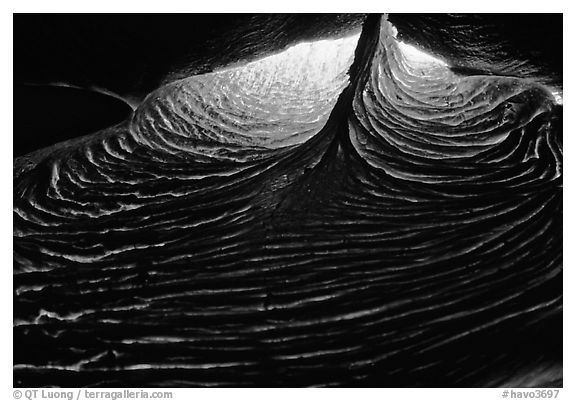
<box><xmin>13</xmin><ymin>14</ymin><xmax>562</xmax><ymax>387</ymax></box>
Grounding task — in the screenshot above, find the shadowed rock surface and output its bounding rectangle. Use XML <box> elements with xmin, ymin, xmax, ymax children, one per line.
<box><xmin>13</xmin><ymin>14</ymin><xmax>562</xmax><ymax>387</ymax></box>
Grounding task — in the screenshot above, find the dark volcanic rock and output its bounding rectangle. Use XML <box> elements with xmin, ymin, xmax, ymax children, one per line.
<box><xmin>13</xmin><ymin>84</ymin><xmax>133</xmax><ymax>157</ymax></box>
<box><xmin>13</xmin><ymin>14</ymin><xmax>562</xmax><ymax>387</ymax></box>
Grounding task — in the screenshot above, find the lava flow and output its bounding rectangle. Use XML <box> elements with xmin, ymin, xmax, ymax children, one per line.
<box><xmin>13</xmin><ymin>14</ymin><xmax>562</xmax><ymax>387</ymax></box>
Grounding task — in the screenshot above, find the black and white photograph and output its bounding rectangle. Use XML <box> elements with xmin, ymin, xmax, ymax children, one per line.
<box><xmin>10</xmin><ymin>5</ymin><xmax>565</xmax><ymax>392</ymax></box>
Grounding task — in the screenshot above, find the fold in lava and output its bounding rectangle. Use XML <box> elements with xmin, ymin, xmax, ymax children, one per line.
<box><xmin>13</xmin><ymin>15</ymin><xmax>562</xmax><ymax>387</ymax></box>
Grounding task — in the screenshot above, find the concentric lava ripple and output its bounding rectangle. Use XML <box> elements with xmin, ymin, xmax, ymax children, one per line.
<box><xmin>130</xmin><ymin>34</ymin><xmax>359</xmax><ymax>161</ymax></box>
<box><xmin>13</xmin><ymin>15</ymin><xmax>561</xmax><ymax>387</ymax></box>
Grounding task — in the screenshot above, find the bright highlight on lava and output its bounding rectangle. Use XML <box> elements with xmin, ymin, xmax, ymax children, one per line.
<box><xmin>389</xmin><ymin>22</ymin><xmax>448</xmax><ymax>69</ymax></box>
<box><xmin>550</xmin><ymin>90</ymin><xmax>563</xmax><ymax>105</ymax></box>
<box><xmin>220</xmin><ymin>33</ymin><xmax>361</xmax><ymax>95</ymax></box>
<box><xmin>128</xmin><ymin>32</ymin><xmax>364</xmax><ymax>156</ymax></box>
<box><xmin>396</xmin><ymin>41</ymin><xmax>448</xmax><ymax>67</ymax></box>
<box><xmin>13</xmin><ymin>15</ymin><xmax>562</xmax><ymax>388</ymax></box>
